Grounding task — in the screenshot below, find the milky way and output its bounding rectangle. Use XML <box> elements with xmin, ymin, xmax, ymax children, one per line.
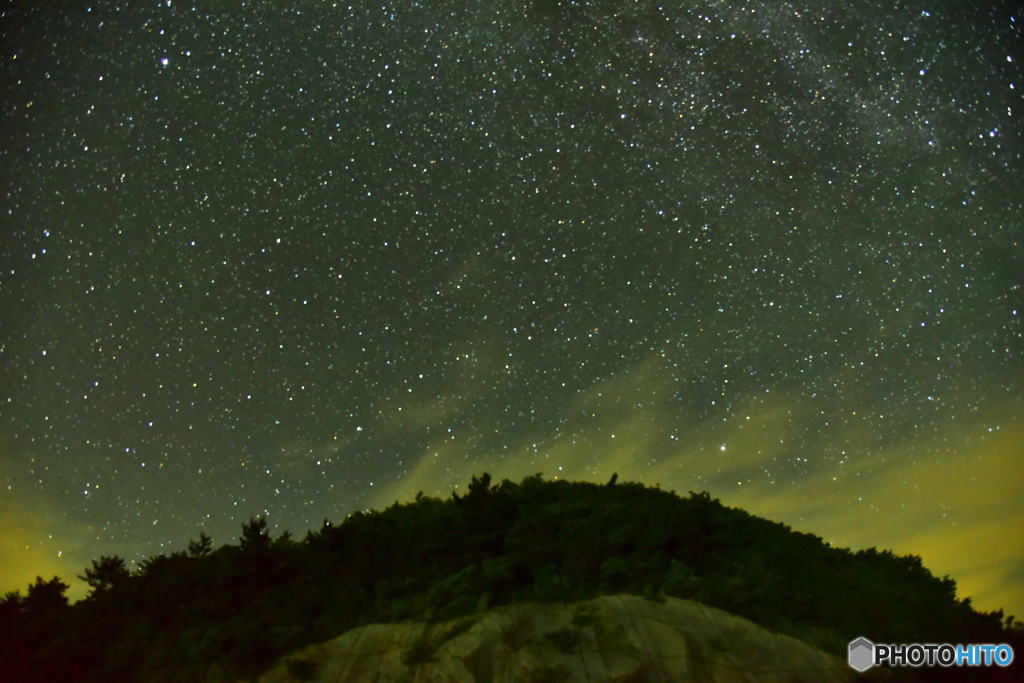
<box><xmin>1</xmin><ymin>1</ymin><xmax>1020</xmax><ymax>615</ymax></box>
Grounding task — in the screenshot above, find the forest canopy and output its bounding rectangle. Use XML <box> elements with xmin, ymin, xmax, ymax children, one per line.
<box><xmin>1</xmin><ymin>473</ymin><xmax>1019</xmax><ymax>682</ymax></box>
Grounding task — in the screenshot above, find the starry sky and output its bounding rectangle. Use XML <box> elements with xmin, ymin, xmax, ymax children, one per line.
<box><xmin>1</xmin><ymin>1</ymin><xmax>1021</xmax><ymax>618</ymax></box>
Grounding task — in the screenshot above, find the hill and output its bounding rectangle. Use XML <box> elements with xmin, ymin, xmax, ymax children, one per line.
<box><xmin>1</xmin><ymin>473</ymin><xmax>1019</xmax><ymax>681</ymax></box>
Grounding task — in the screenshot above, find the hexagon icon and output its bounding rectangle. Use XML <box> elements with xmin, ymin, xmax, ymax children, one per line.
<box><xmin>848</xmin><ymin>636</ymin><xmax>875</xmax><ymax>672</ymax></box>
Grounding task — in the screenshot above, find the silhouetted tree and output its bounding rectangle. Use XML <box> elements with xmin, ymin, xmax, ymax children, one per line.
<box><xmin>465</xmin><ymin>472</ymin><xmax>493</xmax><ymax>505</ymax></box>
<box><xmin>240</xmin><ymin>515</ymin><xmax>270</xmax><ymax>553</ymax></box>
<box><xmin>188</xmin><ymin>532</ymin><xmax>213</xmax><ymax>557</ymax></box>
<box><xmin>79</xmin><ymin>555</ymin><xmax>130</xmax><ymax>596</ymax></box>
<box><xmin>23</xmin><ymin>576</ymin><xmax>69</xmax><ymax>616</ymax></box>
<box><xmin>0</xmin><ymin>590</ymin><xmax>23</xmax><ymax>623</ymax></box>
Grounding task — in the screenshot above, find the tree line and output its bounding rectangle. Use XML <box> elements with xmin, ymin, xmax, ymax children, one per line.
<box><xmin>2</xmin><ymin>473</ymin><xmax>1019</xmax><ymax>681</ymax></box>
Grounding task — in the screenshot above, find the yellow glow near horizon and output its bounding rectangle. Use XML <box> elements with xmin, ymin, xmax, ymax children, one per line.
<box><xmin>6</xmin><ymin>345</ymin><xmax>1020</xmax><ymax>622</ymax></box>
<box><xmin>0</xmin><ymin>490</ymin><xmax>91</xmax><ymax>602</ymax></box>
<box><xmin>370</xmin><ymin>346</ymin><xmax>1023</xmax><ymax>621</ymax></box>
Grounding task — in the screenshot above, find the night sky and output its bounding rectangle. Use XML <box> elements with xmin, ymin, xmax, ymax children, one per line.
<box><xmin>1</xmin><ymin>1</ymin><xmax>1021</xmax><ymax>618</ymax></box>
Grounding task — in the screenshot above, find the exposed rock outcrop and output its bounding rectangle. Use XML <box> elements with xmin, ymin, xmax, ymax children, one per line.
<box><xmin>255</xmin><ymin>594</ymin><xmax>856</xmax><ymax>682</ymax></box>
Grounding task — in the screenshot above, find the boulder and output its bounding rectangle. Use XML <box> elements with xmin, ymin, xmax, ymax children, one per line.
<box><xmin>255</xmin><ymin>594</ymin><xmax>859</xmax><ymax>682</ymax></box>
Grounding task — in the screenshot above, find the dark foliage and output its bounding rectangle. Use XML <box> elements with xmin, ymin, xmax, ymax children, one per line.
<box><xmin>0</xmin><ymin>474</ymin><xmax>1019</xmax><ymax>682</ymax></box>
<box><xmin>187</xmin><ymin>532</ymin><xmax>213</xmax><ymax>558</ymax></box>
<box><xmin>79</xmin><ymin>556</ymin><xmax>131</xmax><ymax>595</ymax></box>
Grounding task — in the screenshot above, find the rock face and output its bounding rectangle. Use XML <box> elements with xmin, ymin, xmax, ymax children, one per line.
<box><xmin>255</xmin><ymin>594</ymin><xmax>856</xmax><ymax>682</ymax></box>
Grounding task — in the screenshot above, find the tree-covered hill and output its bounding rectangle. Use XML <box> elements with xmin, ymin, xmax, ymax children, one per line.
<box><xmin>1</xmin><ymin>474</ymin><xmax>1019</xmax><ymax>681</ymax></box>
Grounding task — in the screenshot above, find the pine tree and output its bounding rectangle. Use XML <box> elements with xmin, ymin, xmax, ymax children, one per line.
<box><xmin>78</xmin><ymin>556</ymin><xmax>130</xmax><ymax>596</ymax></box>
<box><xmin>188</xmin><ymin>532</ymin><xmax>213</xmax><ymax>557</ymax></box>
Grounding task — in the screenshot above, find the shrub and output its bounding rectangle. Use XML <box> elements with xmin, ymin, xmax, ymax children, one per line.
<box><xmin>285</xmin><ymin>658</ymin><xmax>319</xmax><ymax>681</ymax></box>
<box><xmin>599</xmin><ymin>556</ymin><xmax>630</xmax><ymax>592</ymax></box>
<box><xmin>662</xmin><ymin>560</ymin><xmax>700</xmax><ymax>598</ymax></box>
<box><xmin>404</xmin><ymin>628</ymin><xmax>437</xmax><ymax>666</ymax></box>
<box><xmin>545</xmin><ymin>627</ymin><xmax>582</xmax><ymax>653</ymax></box>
